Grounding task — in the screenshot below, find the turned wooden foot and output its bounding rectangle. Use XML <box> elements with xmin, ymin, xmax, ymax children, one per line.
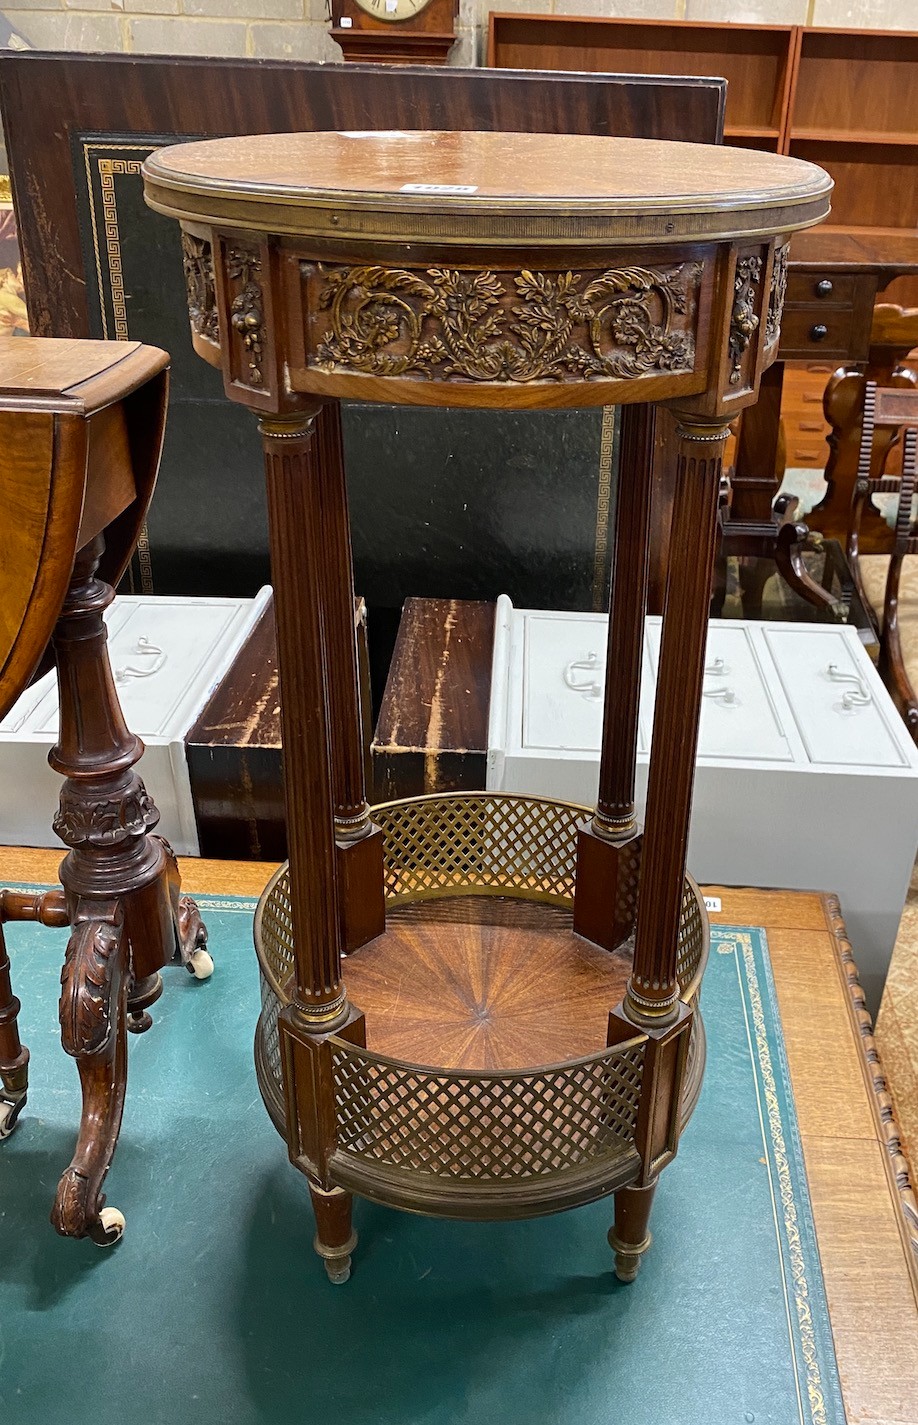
<box><xmin>609</xmin><ymin>1179</ymin><xmax>658</xmax><ymax>1283</ymax></box>
<box><xmin>0</xmin><ymin>923</ymin><xmax>29</xmax><ymax>1139</ymax></box>
<box><xmin>127</xmin><ymin>971</ymin><xmax>163</xmax><ymax>1034</ymax></box>
<box><xmin>310</xmin><ymin>1185</ymin><xmax>357</xmax><ymax>1284</ymax></box>
<box><xmin>52</xmin><ymin>904</ymin><xmax>129</xmax><ymax>1245</ymax></box>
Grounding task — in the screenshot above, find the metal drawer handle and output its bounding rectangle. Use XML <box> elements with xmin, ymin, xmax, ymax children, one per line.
<box><xmin>563</xmin><ymin>653</ymin><xmax>603</xmax><ymax>699</ymax></box>
<box><xmin>114</xmin><ymin>637</ymin><xmax>167</xmax><ymax>683</ymax></box>
<box><xmin>810</xmin><ymin>324</ymin><xmax>829</xmax><ymax>342</ymax></box>
<box><xmin>703</xmin><ymin>686</ymin><xmax>737</xmax><ymax>706</ymax></box>
<box><xmin>826</xmin><ymin>662</ymin><xmax>871</xmax><ymax>710</ymax></box>
<box><xmin>815</xmin><ymin>279</ymin><xmax>833</xmax><ymax>298</ymax></box>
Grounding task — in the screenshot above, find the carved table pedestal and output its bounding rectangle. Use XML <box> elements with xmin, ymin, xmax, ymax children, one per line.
<box><xmin>0</xmin><ymin>339</ymin><xmax>213</xmax><ymax>1245</ymax></box>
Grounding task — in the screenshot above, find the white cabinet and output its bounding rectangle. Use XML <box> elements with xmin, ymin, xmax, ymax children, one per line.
<box><xmin>0</xmin><ymin>588</ymin><xmax>272</xmax><ymax>855</ymax></box>
<box><xmin>488</xmin><ymin>597</ymin><xmax>918</xmax><ymax>1009</ymax></box>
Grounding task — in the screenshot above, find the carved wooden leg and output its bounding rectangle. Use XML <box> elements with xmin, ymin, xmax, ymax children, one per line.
<box><xmin>260</xmin><ymin>412</ymin><xmax>368</xmax><ymax>1279</ymax></box>
<box><xmin>309</xmin><ymin>1184</ymin><xmax>357</xmax><ymax>1285</ymax></box>
<box><xmin>161</xmin><ymin>837</ymin><xmax>214</xmax><ymax>981</ymax></box>
<box><xmin>609</xmin><ymin>1179</ymin><xmax>657</xmax><ymax>1283</ymax></box>
<box><xmin>775</xmin><ymin>521</ymin><xmax>844</xmax><ymax>619</ymax></box>
<box><xmin>48</xmin><ymin>535</ymin><xmax>209</xmax><ymax>1242</ymax></box>
<box><xmin>0</xmin><ymin>923</ymin><xmax>29</xmax><ymax>1140</ymax></box>
<box><xmin>52</xmin><ymin>902</ymin><xmax>129</xmax><ymax>1245</ymax></box>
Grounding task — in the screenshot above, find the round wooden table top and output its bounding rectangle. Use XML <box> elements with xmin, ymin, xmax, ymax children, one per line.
<box><xmin>143</xmin><ymin>129</ymin><xmax>832</xmax><ymax>246</ymax></box>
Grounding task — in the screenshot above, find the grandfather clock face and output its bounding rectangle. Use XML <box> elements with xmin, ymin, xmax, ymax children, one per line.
<box><xmin>352</xmin><ymin>0</ymin><xmax>433</xmax><ymax>17</ymax></box>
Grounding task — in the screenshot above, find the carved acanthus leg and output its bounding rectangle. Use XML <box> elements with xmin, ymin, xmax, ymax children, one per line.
<box><xmin>309</xmin><ymin>1184</ymin><xmax>357</xmax><ymax>1285</ymax></box>
<box><xmin>52</xmin><ymin>902</ymin><xmax>129</xmax><ymax>1245</ymax></box>
<box><xmin>609</xmin><ymin>1179</ymin><xmax>658</xmax><ymax>1283</ymax></box>
<box><xmin>0</xmin><ymin>923</ymin><xmax>29</xmax><ymax>1139</ymax></box>
<box><xmin>47</xmin><ymin>536</ymin><xmax>211</xmax><ymax>1241</ymax></box>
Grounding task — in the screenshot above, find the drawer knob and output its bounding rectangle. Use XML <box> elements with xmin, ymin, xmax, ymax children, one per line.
<box><xmin>810</xmin><ymin>324</ymin><xmax>829</xmax><ymax>342</ymax></box>
<box><xmin>815</xmin><ymin>279</ymin><xmax>834</xmax><ymax>298</ymax></box>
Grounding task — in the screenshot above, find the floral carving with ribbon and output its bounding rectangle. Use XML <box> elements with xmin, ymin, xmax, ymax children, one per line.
<box><xmin>729</xmin><ymin>255</ymin><xmax>763</xmax><ymax>385</ymax></box>
<box><xmin>311</xmin><ymin>262</ymin><xmax>702</xmax><ymax>384</ymax></box>
<box><xmin>765</xmin><ymin>244</ymin><xmax>789</xmax><ymax>348</ymax></box>
<box><xmin>181</xmin><ymin>232</ymin><xmax>219</xmax><ymax>344</ymax></box>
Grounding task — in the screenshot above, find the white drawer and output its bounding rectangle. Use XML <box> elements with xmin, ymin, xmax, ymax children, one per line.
<box><xmin>0</xmin><ymin>588</ymin><xmax>272</xmax><ymax>854</ymax></box>
<box><xmin>520</xmin><ymin>609</ymin><xmax>654</xmax><ymax>757</ymax></box>
<box><xmin>762</xmin><ymin>626</ymin><xmax>909</xmax><ymax>769</ymax></box>
<box><xmin>488</xmin><ymin>598</ymin><xmax>918</xmax><ymax>1006</ymax></box>
<box><xmin>645</xmin><ymin>621</ymin><xmax>794</xmax><ymax>763</ymax></box>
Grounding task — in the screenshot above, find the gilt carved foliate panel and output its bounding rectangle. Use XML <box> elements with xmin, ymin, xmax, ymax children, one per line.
<box><xmin>302</xmin><ymin>260</ymin><xmax>704</xmax><ymax>387</ymax></box>
<box><xmin>727</xmin><ymin>253</ymin><xmax>763</xmax><ymax>390</ymax></box>
<box><xmin>765</xmin><ymin>243</ymin><xmax>788</xmax><ymax>350</ymax></box>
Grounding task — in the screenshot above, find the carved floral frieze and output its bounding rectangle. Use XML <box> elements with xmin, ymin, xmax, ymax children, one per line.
<box><xmin>307</xmin><ymin>261</ymin><xmax>703</xmax><ymax>385</ymax></box>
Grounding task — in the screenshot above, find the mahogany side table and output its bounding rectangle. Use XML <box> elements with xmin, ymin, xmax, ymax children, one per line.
<box><xmin>144</xmin><ymin>130</ymin><xmax>831</xmax><ymax>1283</ymax></box>
<box><xmin>0</xmin><ymin>338</ymin><xmax>213</xmax><ymax>1245</ymax></box>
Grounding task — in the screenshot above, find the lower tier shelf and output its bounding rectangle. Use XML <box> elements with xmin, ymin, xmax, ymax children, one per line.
<box><xmin>253</xmin><ymin>793</ymin><xmax>709</xmax><ymax>1218</ymax></box>
<box><xmin>345</xmin><ymin>897</ymin><xmax>632</xmax><ymax>1072</ymax></box>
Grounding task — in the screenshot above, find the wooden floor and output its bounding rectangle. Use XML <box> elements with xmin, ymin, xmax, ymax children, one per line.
<box><xmin>5</xmin><ymin>848</ymin><xmax>918</xmax><ymax>1425</ymax></box>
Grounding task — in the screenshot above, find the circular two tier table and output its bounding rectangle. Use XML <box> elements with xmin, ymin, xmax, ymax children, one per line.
<box><xmin>143</xmin><ymin>131</ymin><xmax>831</xmax><ymax>1285</ymax></box>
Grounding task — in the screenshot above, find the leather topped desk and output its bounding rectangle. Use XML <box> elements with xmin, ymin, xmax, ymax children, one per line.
<box><xmin>143</xmin><ymin>129</ymin><xmax>830</xmax><ymax>1285</ymax></box>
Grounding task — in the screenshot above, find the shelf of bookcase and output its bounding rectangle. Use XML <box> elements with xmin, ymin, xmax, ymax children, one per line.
<box><xmin>793</xmin><ymin>130</ymin><xmax>918</xmax><ymax>147</ymax></box>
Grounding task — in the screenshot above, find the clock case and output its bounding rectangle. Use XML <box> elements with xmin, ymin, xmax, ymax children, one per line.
<box><xmin>330</xmin><ymin>0</ymin><xmax>458</xmax><ymax>64</ymax></box>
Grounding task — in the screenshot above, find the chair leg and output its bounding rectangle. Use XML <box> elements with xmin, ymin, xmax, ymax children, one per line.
<box><xmin>51</xmin><ymin>903</ymin><xmax>129</xmax><ymax>1245</ymax></box>
<box><xmin>609</xmin><ymin>1179</ymin><xmax>658</xmax><ymax>1283</ymax></box>
<box><xmin>775</xmin><ymin>521</ymin><xmax>844</xmax><ymax>618</ymax></box>
<box><xmin>879</xmin><ymin>552</ymin><xmax>918</xmax><ymax>740</ymax></box>
<box><xmin>0</xmin><ymin>923</ymin><xmax>29</xmax><ymax>1140</ymax></box>
<box><xmin>309</xmin><ymin>1184</ymin><xmax>357</xmax><ymax>1285</ymax></box>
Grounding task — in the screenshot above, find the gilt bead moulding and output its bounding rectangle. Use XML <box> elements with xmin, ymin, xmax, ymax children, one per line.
<box><xmin>144</xmin><ymin>131</ymin><xmax>831</xmax><ymax>414</ymax></box>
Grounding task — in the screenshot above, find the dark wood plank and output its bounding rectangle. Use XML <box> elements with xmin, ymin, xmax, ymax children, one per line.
<box><xmin>371</xmin><ymin>597</ymin><xmax>495</xmax><ymax>801</ymax></box>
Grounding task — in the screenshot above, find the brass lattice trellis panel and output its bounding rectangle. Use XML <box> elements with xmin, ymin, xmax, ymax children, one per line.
<box><xmin>329</xmin><ymin>1038</ymin><xmax>645</xmax><ymax>1180</ymax></box>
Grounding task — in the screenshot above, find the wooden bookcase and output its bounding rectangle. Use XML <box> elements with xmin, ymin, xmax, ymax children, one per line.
<box><xmin>488</xmin><ymin>14</ymin><xmax>918</xmax><ymax>459</ymax></box>
<box><xmin>488</xmin><ymin>15</ymin><xmax>918</xmax><ymax>238</ymax></box>
<box><xmin>487</xmin><ymin>16</ymin><xmax>795</xmax><ymax>150</ymax></box>
<box><xmin>788</xmin><ymin>27</ymin><xmax>918</xmax><ymax>237</ymax></box>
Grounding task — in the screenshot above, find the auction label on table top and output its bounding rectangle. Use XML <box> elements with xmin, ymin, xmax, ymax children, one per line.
<box><xmin>400</xmin><ymin>184</ymin><xmax>479</xmax><ymax>195</ymax></box>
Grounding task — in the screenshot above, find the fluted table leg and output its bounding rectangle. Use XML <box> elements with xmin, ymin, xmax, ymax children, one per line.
<box><xmin>259</xmin><ymin>411</ymin><xmax>366</xmax><ymax>1269</ymax></box>
<box><xmin>314</xmin><ymin>402</ymin><xmax>385</xmax><ymax>954</ymax></box>
<box><xmin>574</xmin><ymin>404</ymin><xmax>654</xmax><ymax>952</ymax></box>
